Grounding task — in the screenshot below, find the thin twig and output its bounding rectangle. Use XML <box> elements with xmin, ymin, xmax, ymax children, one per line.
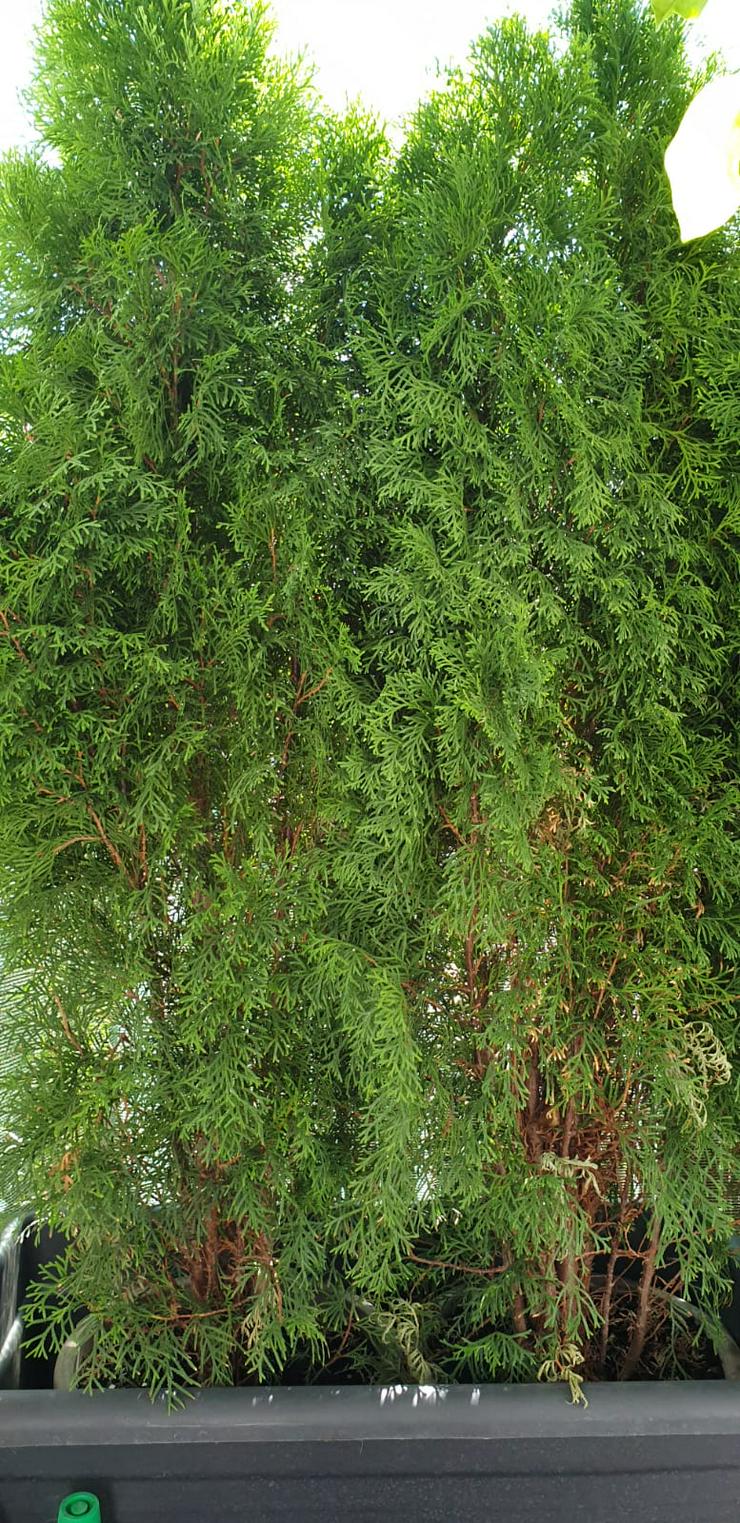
<box><xmin>148</xmin><ymin>1306</ymin><xmax>228</xmax><ymax>1323</ymax></box>
<box><xmin>526</xmin><ymin>1042</ymin><xmax>542</xmax><ymax>1165</ymax></box>
<box><xmin>438</xmin><ymin>804</ymin><xmax>466</xmax><ymax>846</ymax></box>
<box><xmin>321</xmin><ymin>1310</ymin><xmax>355</xmax><ymax>1376</ymax></box>
<box><xmin>0</xmin><ymin>609</ymin><xmax>30</xmax><ymax>663</ymax></box>
<box><xmin>86</xmin><ymin>804</ymin><xmax>137</xmax><ymax>887</ymax></box>
<box><xmin>464</xmin><ymin>906</ymin><xmax>479</xmax><ymax>1003</ymax></box>
<box><xmin>593</xmin><ymin>952</ymin><xmax>620</xmax><ymax>1024</ymax></box>
<box><xmin>138</xmin><ymin>821</ymin><xmax>148</xmax><ymax>886</ymax></box>
<box><xmin>51</xmin><ymin>993</ymin><xmax>83</xmax><ymax>1054</ymax></box>
<box><xmin>52</xmin><ymin>834</ymin><xmax>98</xmax><ymax>857</ymax></box>
<box><xmin>294</xmin><ymin>668</ymin><xmax>332</xmax><ymax>708</ymax></box>
<box><xmin>407</xmin><ymin>1248</ymin><xmax>507</xmax><ymax>1279</ymax></box>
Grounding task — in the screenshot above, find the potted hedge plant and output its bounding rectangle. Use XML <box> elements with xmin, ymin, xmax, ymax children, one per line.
<box><xmin>343</xmin><ymin>0</ymin><xmax>740</xmax><ymax>1391</ymax></box>
<box><xmin>1</xmin><ymin>0</ymin><xmax>739</xmax><ymax>1519</ymax></box>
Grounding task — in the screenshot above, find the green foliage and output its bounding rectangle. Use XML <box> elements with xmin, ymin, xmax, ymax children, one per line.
<box><xmin>0</xmin><ymin>0</ymin><xmax>738</xmax><ymax>1398</ymax></box>
<box><xmin>335</xmin><ymin>0</ymin><xmax>740</xmax><ymax>1382</ymax></box>
<box><xmin>0</xmin><ymin>0</ymin><xmax>367</xmax><ymax>1392</ymax></box>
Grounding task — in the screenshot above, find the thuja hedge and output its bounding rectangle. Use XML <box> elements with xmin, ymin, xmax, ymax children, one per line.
<box><xmin>0</xmin><ymin>0</ymin><xmax>737</xmax><ymax>1398</ymax></box>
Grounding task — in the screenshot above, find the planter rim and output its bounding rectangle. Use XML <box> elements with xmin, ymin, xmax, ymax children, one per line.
<box><xmin>2</xmin><ymin>1380</ymin><xmax>740</xmax><ymax>1448</ymax></box>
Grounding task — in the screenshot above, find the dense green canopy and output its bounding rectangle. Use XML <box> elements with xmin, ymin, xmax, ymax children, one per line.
<box><xmin>0</xmin><ymin>0</ymin><xmax>737</xmax><ymax>1397</ymax></box>
<box><xmin>345</xmin><ymin>0</ymin><xmax>740</xmax><ymax>1388</ymax></box>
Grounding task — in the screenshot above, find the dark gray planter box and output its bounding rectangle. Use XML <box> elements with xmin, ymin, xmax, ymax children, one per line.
<box><xmin>2</xmin><ymin>1381</ymin><xmax>740</xmax><ymax>1523</ymax></box>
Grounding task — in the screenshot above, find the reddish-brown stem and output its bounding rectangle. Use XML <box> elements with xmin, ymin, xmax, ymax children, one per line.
<box><xmin>86</xmin><ymin>804</ymin><xmax>138</xmax><ymax>888</ymax></box>
<box><xmin>593</xmin><ymin>952</ymin><xmax>620</xmax><ymax>1024</ymax></box>
<box><xmin>557</xmin><ymin>1033</ymin><xmax>585</xmax><ymax>1326</ymax></box>
<box><xmin>293</xmin><ymin>668</ymin><xmax>332</xmax><ymax>708</ymax></box>
<box><xmin>322</xmin><ymin>1310</ymin><xmax>355</xmax><ymax>1374</ymax></box>
<box><xmin>51</xmin><ymin>992</ymin><xmax>83</xmax><ymax>1054</ymax></box>
<box><xmin>52</xmin><ymin>834</ymin><xmax>98</xmax><ymax>857</ymax></box>
<box><xmin>205</xmin><ymin>1204</ymin><xmax>219</xmax><ymax>1300</ymax></box>
<box><xmin>464</xmin><ymin>906</ymin><xmax>479</xmax><ymax>1003</ymax></box>
<box><xmin>254</xmin><ymin>1231</ymin><xmax>283</xmax><ymax>1321</ymax></box>
<box><xmin>149</xmin><ymin>1306</ymin><xmax>226</xmax><ymax>1324</ymax></box>
<box><xmin>526</xmin><ymin>1043</ymin><xmax>542</xmax><ymax>1164</ymax></box>
<box><xmin>599</xmin><ymin>1185</ymin><xmax>631</xmax><ymax>1371</ymax></box>
<box><xmin>513</xmin><ymin>1289</ymin><xmax>528</xmax><ymax>1337</ymax></box>
<box><xmin>560</xmin><ymin>1096</ymin><xmax>576</xmax><ymax>1162</ymax></box>
<box><xmin>138</xmin><ymin>821</ymin><xmax>148</xmax><ymax>886</ymax></box>
<box><xmin>0</xmin><ymin>608</ymin><xmax>30</xmax><ymax>663</ymax></box>
<box><xmin>407</xmin><ymin>1249</ymin><xmax>508</xmax><ymax>1279</ymax></box>
<box><xmin>69</xmin><ymin>281</ymin><xmax>113</xmax><ymax>321</ymax></box>
<box><xmin>620</xmin><ymin>1216</ymin><xmax>661</xmax><ymax>1379</ymax></box>
<box><xmin>438</xmin><ymin>804</ymin><xmax>465</xmax><ymax>846</ymax></box>
<box><xmin>500</xmin><ymin>1247</ymin><xmax>529</xmax><ymax>1338</ymax></box>
<box><xmin>470</xmin><ymin>789</ymin><xmax>481</xmax><ymax>830</ymax></box>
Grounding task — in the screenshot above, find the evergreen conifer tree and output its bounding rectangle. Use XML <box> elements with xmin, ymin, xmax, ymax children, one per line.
<box><xmin>0</xmin><ymin>0</ymin><xmax>372</xmax><ymax>1395</ymax></box>
<box><xmin>340</xmin><ymin>0</ymin><xmax>740</xmax><ymax>1386</ymax></box>
<box><xmin>0</xmin><ymin>0</ymin><xmax>737</xmax><ymax>1398</ymax></box>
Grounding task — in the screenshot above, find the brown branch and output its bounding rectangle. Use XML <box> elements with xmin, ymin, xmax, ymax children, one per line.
<box><xmin>556</xmin><ymin>1247</ymin><xmax>576</xmax><ymax>1332</ymax></box>
<box><xmin>560</xmin><ymin>1097</ymin><xmax>576</xmax><ymax>1162</ymax></box>
<box><xmin>51</xmin><ymin>992</ymin><xmax>83</xmax><ymax>1054</ymax></box>
<box><xmin>620</xmin><ymin>1216</ymin><xmax>661</xmax><ymax>1380</ymax></box>
<box><xmin>294</xmin><ymin>668</ymin><xmax>332</xmax><ymax>709</ymax></box>
<box><xmin>464</xmin><ymin>906</ymin><xmax>479</xmax><ymax>1003</ymax></box>
<box><xmin>336</xmin><ymin>1310</ymin><xmax>354</xmax><ymax>1360</ymax></box>
<box><xmin>276</xmin><ymin>667</ymin><xmax>333</xmax><ymax>783</ymax></box>
<box><xmin>69</xmin><ymin>282</ymin><xmax>136</xmax><ymax>352</ymax></box>
<box><xmin>253</xmin><ymin>1231</ymin><xmax>283</xmax><ymax>1321</ymax></box>
<box><xmin>512</xmin><ymin>1291</ymin><xmax>528</xmax><ymax>1338</ymax></box>
<box><xmin>0</xmin><ymin>609</ymin><xmax>30</xmax><ymax>663</ymax></box>
<box><xmin>438</xmin><ymin>804</ymin><xmax>466</xmax><ymax>846</ymax></box>
<box><xmin>318</xmin><ymin>1309</ymin><xmax>356</xmax><ymax>1376</ymax></box>
<box><xmin>51</xmin><ymin>834</ymin><xmax>98</xmax><ymax>857</ymax></box>
<box><xmin>65</xmin><ymin>754</ymin><xmax>87</xmax><ymax>789</ymax></box>
<box><xmin>69</xmin><ymin>281</ymin><xmax>113</xmax><ymax>320</ymax></box>
<box><xmin>277</xmin><ymin>730</ymin><xmax>294</xmax><ymax>777</ymax></box>
<box><xmin>280</xmin><ymin>819</ymin><xmax>304</xmax><ymax>860</ymax></box>
<box><xmin>138</xmin><ymin>821</ymin><xmax>148</xmax><ymax>886</ymax></box>
<box><xmin>556</xmin><ymin>1061</ymin><xmax>582</xmax><ymax>1335</ymax></box>
<box><xmin>501</xmin><ymin>1246</ymin><xmax>530</xmax><ymax>1339</ymax></box>
<box><xmin>407</xmin><ymin>1248</ymin><xmax>508</xmax><ymax>1279</ymax></box>
<box><xmin>86</xmin><ymin>804</ymin><xmax>138</xmax><ymax>888</ymax></box>
<box><xmin>613</xmin><ymin>1065</ymin><xmax>635</xmax><ymax>1116</ymax></box>
<box><xmin>560</xmin><ymin>1032</ymin><xmax>585</xmax><ymax>1160</ymax></box>
<box><xmin>149</xmin><ymin>1306</ymin><xmax>227</xmax><ymax>1324</ymax></box>
<box><xmin>593</xmin><ymin>953</ymin><xmax>620</xmax><ymax>1024</ymax></box>
<box><xmin>526</xmin><ymin>1042</ymin><xmax>542</xmax><ymax>1164</ymax></box>
<box><xmin>205</xmin><ymin>1204</ymin><xmax>219</xmax><ymax>1300</ymax></box>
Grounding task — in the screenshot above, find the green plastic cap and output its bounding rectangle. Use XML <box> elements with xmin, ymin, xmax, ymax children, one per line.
<box><xmin>57</xmin><ymin>1495</ymin><xmax>102</xmax><ymax>1522</ymax></box>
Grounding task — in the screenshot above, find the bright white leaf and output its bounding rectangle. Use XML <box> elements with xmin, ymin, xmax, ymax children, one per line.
<box><xmin>652</xmin><ymin>0</ymin><xmax>710</xmax><ymax>20</ymax></box>
<box><xmin>664</xmin><ymin>74</ymin><xmax>740</xmax><ymax>241</ymax></box>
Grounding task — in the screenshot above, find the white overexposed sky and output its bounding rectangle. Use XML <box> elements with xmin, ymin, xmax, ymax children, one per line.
<box><xmin>0</xmin><ymin>0</ymin><xmax>739</xmax><ymax>150</ymax></box>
